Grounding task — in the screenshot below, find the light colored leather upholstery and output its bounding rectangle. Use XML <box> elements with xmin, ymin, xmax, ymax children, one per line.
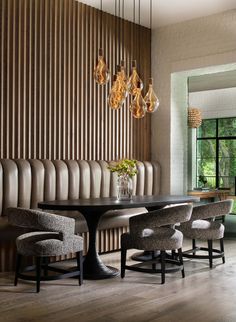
<box><xmin>0</xmin><ymin>159</ymin><xmax>161</xmax><ymax>236</ymax></box>
<box><xmin>0</xmin><ymin>160</ymin><xmax>160</xmax><ymax>216</ymax></box>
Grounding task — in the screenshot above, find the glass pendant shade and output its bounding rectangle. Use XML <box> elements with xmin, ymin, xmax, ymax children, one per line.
<box><xmin>127</xmin><ymin>60</ymin><xmax>143</xmax><ymax>96</ymax></box>
<box><xmin>94</xmin><ymin>48</ymin><xmax>110</xmax><ymax>85</ymax></box>
<box><xmin>120</xmin><ymin>60</ymin><xmax>128</xmax><ymax>98</ymax></box>
<box><xmin>130</xmin><ymin>81</ymin><xmax>147</xmax><ymax>119</ymax></box>
<box><xmin>108</xmin><ymin>65</ymin><xmax>127</xmax><ymax>109</ymax></box>
<box><xmin>108</xmin><ymin>75</ymin><xmax>123</xmax><ymax>110</ymax></box>
<box><xmin>144</xmin><ymin>78</ymin><xmax>160</xmax><ymax>113</ymax></box>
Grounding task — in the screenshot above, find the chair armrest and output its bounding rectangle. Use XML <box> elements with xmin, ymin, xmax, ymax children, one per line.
<box><xmin>191</xmin><ymin>200</ymin><xmax>233</xmax><ymax>221</ymax></box>
<box><xmin>129</xmin><ymin>204</ymin><xmax>193</xmax><ymax>236</ymax></box>
<box><xmin>6</xmin><ymin>207</ymin><xmax>75</xmax><ymax>237</ymax></box>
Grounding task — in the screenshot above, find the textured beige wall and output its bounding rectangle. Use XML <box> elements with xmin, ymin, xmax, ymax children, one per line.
<box><xmin>151</xmin><ymin>9</ymin><xmax>236</xmax><ymax>194</ymax></box>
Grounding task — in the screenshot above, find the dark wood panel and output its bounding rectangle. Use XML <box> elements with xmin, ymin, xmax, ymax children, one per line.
<box><xmin>0</xmin><ymin>0</ymin><xmax>151</xmax><ymax>161</ymax></box>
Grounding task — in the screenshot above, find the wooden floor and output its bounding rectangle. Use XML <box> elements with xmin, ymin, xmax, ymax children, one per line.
<box><xmin>1</xmin><ymin>239</ymin><xmax>236</xmax><ymax>322</ymax></box>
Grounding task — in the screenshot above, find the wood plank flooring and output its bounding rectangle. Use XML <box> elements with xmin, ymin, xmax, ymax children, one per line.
<box><xmin>1</xmin><ymin>239</ymin><xmax>236</xmax><ymax>322</ymax></box>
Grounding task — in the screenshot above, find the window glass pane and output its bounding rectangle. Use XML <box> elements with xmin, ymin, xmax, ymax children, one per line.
<box><xmin>197</xmin><ymin>159</ymin><xmax>216</xmax><ymax>177</ymax></box>
<box><xmin>219</xmin><ymin>139</ymin><xmax>236</xmax><ymax>190</ymax></box>
<box><xmin>219</xmin><ymin>176</ymin><xmax>235</xmax><ymax>193</ymax></box>
<box><xmin>197</xmin><ymin>139</ymin><xmax>216</xmax><ymax>158</ymax></box>
<box><xmin>197</xmin><ymin>119</ymin><xmax>216</xmax><ymax>138</ymax></box>
<box><xmin>197</xmin><ymin>139</ymin><xmax>216</xmax><ymax>188</ymax></box>
<box><xmin>218</xmin><ymin>118</ymin><xmax>236</xmax><ymax>137</ymax></box>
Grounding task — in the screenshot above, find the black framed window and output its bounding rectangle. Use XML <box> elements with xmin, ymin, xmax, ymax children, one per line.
<box><xmin>196</xmin><ymin>117</ymin><xmax>236</xmax><ymax>194</ymax></box>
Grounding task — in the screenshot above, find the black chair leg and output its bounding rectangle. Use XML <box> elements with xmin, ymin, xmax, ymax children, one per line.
<box><xmin>76</xmin><ymin>251</ymin><xmax>83</xmax><ymax>286</ymax></box>
<box><xmin>160</xmin><ymin>250</ymin><xmax>166</xmax><ymax>284</ymax></box>
<box><xmin>220</xmin><ymin>238</ymin><xmax>225</xmax><ymax>264</ymax></box>
<box><xmin>14</xmin><ymin>253</ymin><xmax>22</xmax><ymax>286</ymax></box>
<box><xmin>192</xmin><ymin>239</ymin><xmax>196</xmax><ymax>255</ymax></box>
<box><xmin>36</xmin><ymin>257</ymin><xmax>42</xmax><ymax>293</ymax></box>
<box><xmin>178</xmin><ymin>248</ymin><xmax>185</xmax><ymax>278</ymax></box>
<box><xmin>152</xmin><ymin>251</ymin><xmax>157</xmax><ymax>270</ymax></box>
<box><xmin>171</xmin><ymin>250</ymin><xmax>176</xmax><ymax>260</ymax></box>
<box><xmin>208</xmin><ymin>240</ymin><xmax>213</xmax><ymax>269</ymax></box>
<box><xmin>121</xmin><ymin>248</ymin><xmax>127</xmax><ymax>278</ymax></box>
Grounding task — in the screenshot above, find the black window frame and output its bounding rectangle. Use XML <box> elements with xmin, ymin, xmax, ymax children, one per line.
<box><xmin>196</xmin><ymin>117</ymin><xmax>236</xmax><ymax>193</ymax></box>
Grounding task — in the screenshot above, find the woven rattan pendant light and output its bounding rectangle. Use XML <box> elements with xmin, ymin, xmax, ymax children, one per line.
<box><xmin>188</xmin><ymin>108</ymin><xmax>202</xmax><ymax>128</ymax></box>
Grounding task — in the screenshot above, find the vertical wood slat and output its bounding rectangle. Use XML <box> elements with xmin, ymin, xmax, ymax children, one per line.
<box><xmin>0</xmin><ymin>0</ymin><xmax>151</xmax><ymax>161</ymax></box>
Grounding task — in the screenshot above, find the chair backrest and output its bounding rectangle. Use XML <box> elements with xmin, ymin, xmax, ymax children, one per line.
<box><xmin>191</xmin><ymin>199</ymin><xmax>233</xmax><ymax>221</ymax></box>
<box><xmin>129</xmin><ymin>204</ymin><xmax>193</xmax><ymax>236</ymax></box>
<box><xmin>0</xmin><ymin>159</ymin><xmax>161</xmax><ymax>216</ymax></box>
<box><xmin>7</xmin><ymin>207</ymin><xmax>75</xmax><ymax>236</ymax></box>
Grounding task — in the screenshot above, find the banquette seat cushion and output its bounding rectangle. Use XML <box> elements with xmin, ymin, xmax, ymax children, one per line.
<box><xmin>0</xmin><ymin>159</ymin><xmax>161</xmax><ymax>271</ymax></box>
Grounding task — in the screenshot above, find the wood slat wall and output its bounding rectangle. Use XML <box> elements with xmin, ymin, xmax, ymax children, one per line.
<box><xmin>0</xmin><ymin>0</ymin><xmax>151</xmax><ymax>161</ymax></box>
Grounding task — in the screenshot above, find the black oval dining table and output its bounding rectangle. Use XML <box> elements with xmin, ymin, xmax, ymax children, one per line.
<box><xmin>38</xmin><ymin>195</ymin><xmax>199</xmax><ymax>280</ymax></box>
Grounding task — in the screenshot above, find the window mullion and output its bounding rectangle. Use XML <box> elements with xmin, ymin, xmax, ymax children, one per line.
<box><xmin>216</xmin><ymin>119</ymin><xmax>219</xmax><ymax>188</ymax></box>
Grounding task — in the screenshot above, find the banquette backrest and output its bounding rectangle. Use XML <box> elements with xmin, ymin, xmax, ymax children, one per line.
<box><xmin>0</xmin><ymin>160</ymin><xmax>161</xmax><ymax>216</ymax></box>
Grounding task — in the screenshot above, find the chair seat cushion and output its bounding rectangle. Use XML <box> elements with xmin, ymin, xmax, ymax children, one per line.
<box><xmin>16</xmin><ymin>231</ymin><xmax>83</xmax><ymax>256</ymax></box>
<box><xmin>121</xmin><ymin>228</ymin><xmax>183</xmax><ymax>251</ymax></box>
<box><xmin>179</xmin><ymin>220</ymin><xmax>224</xmax><ymax>240</ymax></box>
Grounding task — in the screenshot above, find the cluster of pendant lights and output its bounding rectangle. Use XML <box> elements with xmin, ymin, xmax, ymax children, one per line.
<box><xmin>93</xmin><ymin>0</ymin><xmax>159</xmax><ymax>119</ymax></box>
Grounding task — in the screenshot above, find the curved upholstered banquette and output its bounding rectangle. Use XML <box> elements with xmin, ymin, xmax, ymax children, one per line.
<box><xmin>0</xmin><ymin>159</ymin><xmax>161</xmax><ymax>272</ymax></box>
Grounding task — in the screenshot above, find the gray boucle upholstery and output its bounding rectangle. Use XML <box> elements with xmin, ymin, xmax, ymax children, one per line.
<box><xmin>7</xmin><ymin>208</ymin><xmax>83</xmax><ymax>257</ymax></box>
<box><xmin>121</xmin><ymin>228</ymin><xmax>183</xmax><ymax>251</ymax></box>
<box><xmin>179</xmin><ymin>200</ymin><xmax>233</xmax><ymax>241</ymax></box>
<box><xmin>121</xmin><ymin>204</ymin><xmax>193</xmax><ymax>251</ymax></box>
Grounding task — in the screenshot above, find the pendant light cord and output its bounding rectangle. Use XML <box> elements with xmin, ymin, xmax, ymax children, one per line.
<box><xmin>150</xmin><ymin>0</ymin><xmax>152</xmax><ymax>29</ymax></box>
<box><xmin>122</xmin><ymin>0</ymin><xmax>124</xmax><ymax>60</ymax></box>
<box><xmin>100</xmin><ymin>0</ymin><xmax>102</xmax><ymax>48</ymax></box>
<box><xmin>150</xmin><ymin>0</ymin><xmax>152</xmax><ymax>78</ymax></box>
<box><xmin>133</xmin><ymin>0</ymin><xmax>136</xmax><ymax>55</ymax></box>
<box><xmin>118</xmin><ymin>0</ymin><xmax>121</xmax><ymax>64</ymax></box>
<box><xmin>138</xmin><ymin>0</ymin><xmax>141</xmax><ymax>71</ymax></box>
<box><xmin>115</xmin><ymin>0</ymin><xmax>117</xmax><ymax>67</ymax></box>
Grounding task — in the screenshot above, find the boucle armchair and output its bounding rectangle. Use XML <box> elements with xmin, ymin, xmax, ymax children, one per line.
<box><xmin>7</xmin><ymin>207</ymin><xmax>84</xmax><ymax>292</ymax></box>
<box><xmin>120</xmin><ymin>204</ymin><xmax>193</xmax><ymax>284</ymax></box>
<box><xmin>179</xmin><ymin>200</ymin><xmax>233</xmax><ymax>268</ymax></box>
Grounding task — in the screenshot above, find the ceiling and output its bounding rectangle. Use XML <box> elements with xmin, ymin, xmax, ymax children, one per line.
<box><xmin>188</xmin><ymin>70</ymin><xmax>236</xmax><ymax>92</ymax></box>
<box><xmin>78</xmin><ymin>0</ymin><xmax>236</xmax><ymax>28</ymax></box>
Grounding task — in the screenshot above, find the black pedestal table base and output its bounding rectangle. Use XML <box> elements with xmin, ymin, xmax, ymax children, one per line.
<box><xmin>82</xmin><ymin>209</ymin><xmax>119</xmax><ymax>279</ymax></box>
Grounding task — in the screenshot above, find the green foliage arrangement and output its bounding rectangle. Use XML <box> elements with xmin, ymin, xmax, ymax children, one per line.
<box><xmin>108</xmin><ymin>159</ymin><xmax>138</xmax><ymax>178</ymax></box>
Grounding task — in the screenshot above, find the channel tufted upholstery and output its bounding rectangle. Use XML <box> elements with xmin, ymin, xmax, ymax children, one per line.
<box><xmin>7</xmin><ymin>207</ymin><xmax>84</xmax><ymax>292</ymax></box>
<box><xmin>179</xmin><ymin>200</ymin><xmax>233</xmax><ymax>268</ymax></box>
<box><xmin>121</xmin><ymin>204</ymin><xmax>193</xmax><ymax>284</ymax></box>
<box><xmin>0</xmin><ymin>160</ymin><xmax>161</xmax><ymax>214</ymax></box>
<box><xmin>0</xmin><ymin>159</ymin><xmax>161</xmax><ymax>271</ymax></box>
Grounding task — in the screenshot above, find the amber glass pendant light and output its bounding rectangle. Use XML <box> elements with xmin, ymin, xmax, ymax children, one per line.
<box><xmin>127</xmin><ymin>60</ymin><xmax>143</xmax><ymax>96</ymax></box>
<box><xmin>108</xmin><ymin>70</ymin><xmax>125</xmax><ymax>110</ymax></box>
<box><xmin>94</xmin><ymin>48</ymin><xmax>110</xmax><ymax>85</ymax></box>
<box><xmin>94</xmin><ymin>0</ymin><xmax>110</xmax><ymax>85</ymax></box>
<box><xmin>119</xmin><ymin>60</ymin><xmax>128</xmax><ymax>98</ymax></box>
<box><xmin>130</xmin><ymin>81</ymin><xmax>147</xmax><ymax>119</ymax></box>
<box><xmin>144</xmin><ymin>78</ymin><xmax>159</xmax><ymax>113</ymax></box>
